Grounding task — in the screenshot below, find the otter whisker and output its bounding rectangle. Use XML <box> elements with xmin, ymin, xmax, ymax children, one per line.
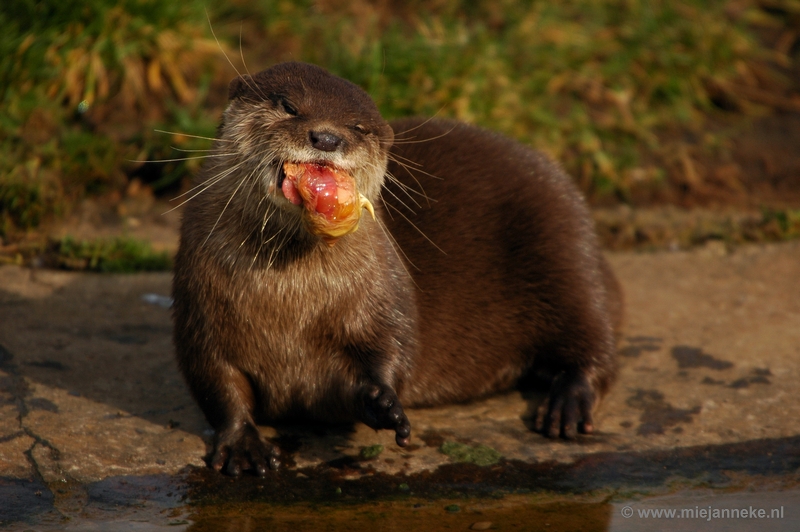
<box><xmin>387</xmin><ymin>153</ymin><xmax>443</xmax><ymax>181</ymax></box>
<box><xmin>374</xmin><ymin>196</ymin><xmax>421</xmax><ymax>276</ymax></box>
<box><xmin>128</xmin><ymin>153</ymin><xmax>232</xmax><ymax>164</ymax></box>
<box><xmin>170</xmin><ymin>147</ymin><xmax>226</xmax><ymax>153</ymax></box>
<box><xmin>207</xmin><ymin>11</ymin><xmax>249</xmax><ymax>88</ymax></box>
<box><xmin>166</xmin><ymin>159</ymin><xmax>246</xmax><ymax>208</ymax></box>
<box><xmin>384</xmin><ymin>201</ymin><xmax>446</xmax><ymax>255</ymax></box>
<box><xmin>380</xmin><ymin>179</ymin><xmax>420</xmax><ymax>214</ymax></box>
<box><xmin>239</xmin><ymin>27</ymin><xmax>252</xmax><ymax>80</ymax></box>
<box><xmin>202</xmin><ymin>162</ymin><xmax>255</xmax><ymax>245</ymax></box>
<box><xmin>168</xmin><ymin>168</ymin><xmax>233</xmax><ymax>203</ymax></box>
<box><xmin>391</xmin><ymin>125</ymin><xmax>457</xmax><ymax>145</ymax></box>
<box><xmin>238</xmin><ymin>167</ymin><xmax>259</xmax><ymax>230</ymax></box>
<box><xmin>365</xmin><ymin>156</ymin><xmax>432</xmax><ymax>197</ymax></box>
<box><xmin>375</xmin><ymin>111</ymin><xmax>446</xmax><ymax>145</ymax></box>
<box><xmin>153</xmin><ymin>129</ymin><xmax>231</xmax><ymax>143</ymax></box>
<box><xmin>267</xmin><ymin>210</ymin><xmax>297</xmax><ymax>270</ymax></box>
<box><xmin>382</xmin><ymin>164</ymin><xmax>439</xmax><ymax>208</ymax></box>
<box><xmin>364</xmin><ymin>208</ymin><xmax>421</xmax><ymax>289</ymax></box>
<box><xmin>166</xmin><ymin>159</ymin><xmax>244</xmax><ymax>213</ymax></box>
<box><xmin>382</xmin><ymin>158</ymin><xmax>439</xmax><ymax>210</ymax></box>
<box><xmin>247</xmin><ymin>202</ymin><xmax>281</xmax><ymax>271</ymax></box>
<box><xmin>385</xmin><ymin>172</ymin><xmax>437</xmax><ymax>205</ymax></box>
<box><xmin>361</xmin><ymin>159</ymin><xmax>426</xmax><ymax>209</ymax></box>
<box><xmin>378</xmin><ymin>194</ymin><xmax>395</xmax><ymax>221</ymax></box>
<box><xmin>384</xmin><ymin>150</ymin><xmax>423</xmax><ymax>168</ymax></box>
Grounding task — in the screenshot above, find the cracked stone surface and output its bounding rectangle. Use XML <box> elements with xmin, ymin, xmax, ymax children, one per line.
<box><xmin>1</xmin><ymin>240</ymin><xmax>799</xmax><ymax>527</ymax></box>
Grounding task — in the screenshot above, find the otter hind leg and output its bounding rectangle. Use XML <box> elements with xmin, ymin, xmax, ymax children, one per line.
<box><xmin>524</xmin><ymin>306</ymin><xmax>618</xmax><ymax>440</ymax></box>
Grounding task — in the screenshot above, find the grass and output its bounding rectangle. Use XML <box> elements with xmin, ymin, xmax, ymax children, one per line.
<box><xmin>0</xmin><ymin>0</ymin><xmax>225</xmax><ymax>237</ymax></box>
<box><xmin>1</xmin><ymin>0</ymin><xmax>797</xmax><ymax>241</ymax></box>
<box><xmin>593</xmin><ymin>205</ymin><xmax>800</xmax><ymax>251</ymax></box>
<box><xmin>53</xmin><ymin>236</ymin><xmax>172</xmax><ymax>273</ymax></box>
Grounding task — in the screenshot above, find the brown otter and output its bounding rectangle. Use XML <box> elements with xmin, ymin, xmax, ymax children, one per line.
<box><xmin>172</xmin><ymin>62</ymin><xmax>622</xmax><ymax>476</ymax></box>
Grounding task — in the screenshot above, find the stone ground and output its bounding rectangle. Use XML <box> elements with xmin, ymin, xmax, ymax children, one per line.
<box><xmin>1</xmin><ymin>231</ymin><xmax>800</xmax><ymax>530</ymax></box>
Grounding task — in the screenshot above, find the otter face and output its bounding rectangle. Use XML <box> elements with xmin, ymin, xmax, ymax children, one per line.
<box><xmin>220</xmin><ymin>62</ymin><xmax>393</xmax><ymax>217</ymax></box>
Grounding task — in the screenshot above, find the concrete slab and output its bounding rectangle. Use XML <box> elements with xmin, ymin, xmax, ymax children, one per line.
<box><xmin>1</xmin><ymin>241</ymin><xmax>799</xmax><ymax>528</ymax></box>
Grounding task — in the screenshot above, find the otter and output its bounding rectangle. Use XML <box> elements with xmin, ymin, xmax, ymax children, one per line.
<box><xmin>172</xmin><ymin>62</ymin><xmax>622</xmax><ymax>476</ymax></box>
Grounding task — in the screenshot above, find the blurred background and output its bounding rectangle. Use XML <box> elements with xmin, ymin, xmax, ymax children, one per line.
<box><xmin>1</xmin><ymin>0</ymin><xmax>798</xmax><ymax>270</ymax></box>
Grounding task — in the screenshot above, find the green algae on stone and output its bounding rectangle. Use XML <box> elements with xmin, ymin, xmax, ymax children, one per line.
<box><xmin>439</xmin><ymin>441</ymin><xmax>501</xmax><ymax>466</ymax></box>
<box><xmin>360</xmin><ymin>444</ymin><xmax>384</xmax><ymax>460</ymax></box>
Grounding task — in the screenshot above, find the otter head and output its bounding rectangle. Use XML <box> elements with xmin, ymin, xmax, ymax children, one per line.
<box><xmin>221</xmin><ymin>62</ymin><xmax>393</xmax><ymax>245</ymax></box>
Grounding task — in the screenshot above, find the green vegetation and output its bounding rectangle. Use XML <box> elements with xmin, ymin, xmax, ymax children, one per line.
<box><xmin>54</xmin><ymin>236</ymin><xmax>172</xmax><ymax>272</ymax></box>
<box><xmin>594</xmin><ymin>206</ymin><xmax>800</xmax><ymax>251</ymax></box>
<box><xmin>359</xmin><ymin>444</ymin><xmax>384</xmax><ymax>459</ymax></box>
<box><xmin>0</xmin><ymin>0</ymin><xmax>223</xmax><ymax>237</ymax></box>
<box><xmin>256</xmin><ymin>0</ymin><xmax>781</xmax><ymax>201</ymax></box>
<box><xmin>1</xmin><ymin>0</ymin><xmax>797</xmax><ymax>240</ymax></box>
<box><xmin>760</xmin><ymin>207</ymin><xmax>800</xmax><ymax>240</ymax></box>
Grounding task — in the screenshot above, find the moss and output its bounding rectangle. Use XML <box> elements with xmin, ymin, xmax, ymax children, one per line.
<box><xmin>359</xmin><ymin>444</ymin><xmax>384</xmax><ymax>460</ymax></box>
<box><xmin>439</xmin><ymin>441</ymin><xmax>502</xmax><ymax>467</ymax></box>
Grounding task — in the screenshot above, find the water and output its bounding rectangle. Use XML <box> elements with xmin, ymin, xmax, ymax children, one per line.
<box><xmin>4</xmin><ymin>434</ymin><xmax>798</xmax><ymax>531</ymax></box>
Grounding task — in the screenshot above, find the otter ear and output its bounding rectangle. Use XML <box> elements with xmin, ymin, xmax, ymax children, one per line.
<box><xmin>228</xmin><ymin>75</ymin><xmax>252</xmax><ymax>101</ymax></box>
<box><xmin>382</xmin><ymin>122</ymin><xmax>395</xmax><ymax>148</ymax></box>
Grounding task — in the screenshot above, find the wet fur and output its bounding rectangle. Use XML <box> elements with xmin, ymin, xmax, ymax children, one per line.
<box><xmin>172</xmin><ymin>62</ymin><xmax>622</xmax><ymax>476</ymax></box>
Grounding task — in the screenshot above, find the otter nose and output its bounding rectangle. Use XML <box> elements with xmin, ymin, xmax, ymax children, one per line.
<box><xmin>309</xmin><ymin>130</ymin><xmax>342</xmax><ymax>152</ymax></box>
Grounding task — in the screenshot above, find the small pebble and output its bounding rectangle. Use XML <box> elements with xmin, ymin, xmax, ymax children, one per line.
<box><xmin>471</xmin><ymin>522</ymin><xmax>492</xmax><ymax>530</ymax></box>
<box><xmin>141</xmin><ymin>293</ymin><xmax>173</xmax><ymax>308</ymax></box>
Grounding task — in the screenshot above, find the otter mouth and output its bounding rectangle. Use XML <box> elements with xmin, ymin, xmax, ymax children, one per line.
<box><xmin>280</xmin><ymin>161</ymin><xmax>375</xmax><ymax>246</ymax></box>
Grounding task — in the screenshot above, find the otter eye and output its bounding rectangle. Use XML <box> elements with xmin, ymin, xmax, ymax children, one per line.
<box><xmin>352</xmin><ymin>124</ymin><xmax>370</xmax><ymax>135</ymax></box>
<box><xmin>280</xmin><ymin>99</ymin><xmax>298</xmax><ymax>116</ymax></box>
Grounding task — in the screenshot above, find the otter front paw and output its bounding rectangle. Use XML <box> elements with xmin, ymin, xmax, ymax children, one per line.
<box><xmin>359</xmin><ymin>384</ymin><xmax>411</xmax><ymax>447</ymax></box>
<box><xmin>534</xmin><ymin>371</ymin><xmax>596</xmax><ymax>439</ymax></box>
<box><xmin>209</xmin><ymin>422</ymin><xmax>281</xmax><ymax>477</ymax></box>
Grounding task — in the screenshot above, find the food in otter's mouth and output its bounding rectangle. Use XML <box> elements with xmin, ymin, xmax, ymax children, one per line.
<box><xmin>282</xmin><ymin>162</ymin><xmax>375</xmax><ymax>245</ymax></box>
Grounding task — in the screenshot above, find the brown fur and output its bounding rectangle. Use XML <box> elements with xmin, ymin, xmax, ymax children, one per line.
<box><xmin>172</xmin><ymin>62</ymin><xmax>622</xmax><ymax>476</ymax></box>
<box><xmin>385</xmin><ymin>118</ymin><xmax>622</xmax><ymax>406</ymax></box>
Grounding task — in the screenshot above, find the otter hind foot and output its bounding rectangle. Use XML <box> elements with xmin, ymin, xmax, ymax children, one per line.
<box><xmin>533</xmin><ymin>371</ymin><xmax>597</xmax><ymax>440</ymax></box>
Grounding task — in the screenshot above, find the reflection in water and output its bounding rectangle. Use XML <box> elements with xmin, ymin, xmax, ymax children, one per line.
<box><xmin>185</xmin><ymin>499</ymin><xmax>612</xmax><ymax>532</ymax></box>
